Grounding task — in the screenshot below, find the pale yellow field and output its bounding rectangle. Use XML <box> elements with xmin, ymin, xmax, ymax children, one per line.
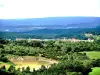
<box><xmin>12</xmin><ymin>60</ymin><xmax>51</xmax><ymax>71</ymax></box>
<box><xmin>0</xmin><ymin>56</ymin><xmax>58</xmax><ymax>71</ymax></box>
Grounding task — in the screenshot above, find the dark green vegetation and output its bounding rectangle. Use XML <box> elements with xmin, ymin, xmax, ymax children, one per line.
<box><xmin>0</xmin><ymin>35</ymin><xmax>100</xmax><ymax>75</ymax></box>
<box><xmin>0</xmin><ymin>55</ymin><xmax>9</xmax><ymax>62</ymax></box>
<box><xmin>0</xmin><ymin>27</ymin><xmax>100</xmax><ymax>40</ymax></box>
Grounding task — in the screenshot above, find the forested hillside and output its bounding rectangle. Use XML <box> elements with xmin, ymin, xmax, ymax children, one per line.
<box><xmin>0</xmin><ymin>36</ymin><xmax>100</xmax><ymax>75</ymax></box>
<box><xmin>0</xmin><ymin>27</ymin><xmax>100</xmax><ymax>40</ymax></box>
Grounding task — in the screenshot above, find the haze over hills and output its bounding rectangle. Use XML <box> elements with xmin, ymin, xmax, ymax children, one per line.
<box><xmin>0</xmin><ymin>16</ymin><xmax>100</xmax><ymax>39</ymax></box>
<box><xmin>0</xmin><ymin>16</ymin><xmax>100</xmax><ymax>32</ymax></box>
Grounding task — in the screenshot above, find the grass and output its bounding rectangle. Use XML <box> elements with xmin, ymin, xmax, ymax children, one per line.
<box><xmin>0</xmin><ymin>55</ymin><xmax>58</xmax><ymax>71</ymax></box>
<box><xmin>0</xmin><ymin>60</ymin><xmax>50</xmax><ymax>71</ymax></box>
<box><xmin>0</xmin><ymin>62</ymin><xmax>11</xmax><ymax>70</ymax></box>
<box><xmin>82</xmin><ymin>51</ymin><xmax>100</xmax><ymax>59</ymax></box>
<box><xmin>89</xmin><ymin>67</ymin><xmax>100</xmax><ymax>75</ymax></box>
<box><xmin>13</xmin><ymin>60</ymin><xmax>50</xmax><ymax>71</ymax></box>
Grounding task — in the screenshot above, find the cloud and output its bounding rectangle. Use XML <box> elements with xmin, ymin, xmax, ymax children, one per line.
<box><xmin>0</xmin><ymin>0</ymin><xmax>100</xmax><ymax>19</ymax></box>
<box><xmin>0</xmin><ymin>4</ymin><xmax>4</xmax><ymax>7</ymax></box>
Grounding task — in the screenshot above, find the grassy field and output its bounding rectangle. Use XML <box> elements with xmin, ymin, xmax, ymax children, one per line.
<box><xmin>89</xmin><ymin>67</ymin><xmax>100</xmax><ymax>75</ymax></box>
<box><xmin>82</xmin><ymin>51</ymin><xmax>100</xmax><ymax>59</ymax></box>
<box><xmin>0</xmin><ymin>60</ymin><xmax>50</xmax><ymax>71</ymax></box>
<box><xmin>0</xmin><ymin>56</ymin><xmax>58</xmax><ymax>71</ymax></box>
<box><xmin>12</xmin><ymin>59</ymin><xmax>51</xmax><ymax>71</ymax></box>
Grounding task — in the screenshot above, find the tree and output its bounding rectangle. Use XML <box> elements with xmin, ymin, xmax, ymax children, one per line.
<box><xmin>25</xmin><ymin>66</ymin><xmax>30</xmax><ymax>73</ymax></box>
<box><xmin>0</xmin><ymin>65</ymin><xmax>6</xmax><ymax>71</ymax></box>
<box><xmin>8</xmin><ymin>65</ymin><xmax>15</xmax><ymax>73</ymax></box>
<box><xmin>0</xmin><ymin>55</ymin><xmax>9</xmax><ymax>62</ymax></box>
<box><xmin>92</xmin><ymin>59</ymin><xmax>100</xmax><ymax>67</ymax></box>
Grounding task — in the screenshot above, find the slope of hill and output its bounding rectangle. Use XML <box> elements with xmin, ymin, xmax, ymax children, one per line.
<box><xmin>0</xmin><ymin>16</ymin><xmax>100</xmax><ymax>26</ymax></box>
<box><xmin>0</xmin><ymin>16</ymin><xmax>100</xmax><ymax>32</ymax></box>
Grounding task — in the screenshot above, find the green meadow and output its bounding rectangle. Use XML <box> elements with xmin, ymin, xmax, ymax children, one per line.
<box><xmin>89</xmin><ymin>67</ymin><xmax>100</xmax><ymax>75</ymax></box>
<box><xmin>82</xmin><ymin>51</ymin><xmax>100</xmax><ymax>59</ymax></box>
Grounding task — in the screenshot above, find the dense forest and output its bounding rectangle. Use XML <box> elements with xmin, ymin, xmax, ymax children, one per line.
<box><xmin>0</xmin><ymin>35</ymin><xmax>100</xmax><ymax>75</ymax></box>
<box><xmin>0</xmin><ymin>27</ymin><xmax>100</xmax><ymax>40</ymax></box>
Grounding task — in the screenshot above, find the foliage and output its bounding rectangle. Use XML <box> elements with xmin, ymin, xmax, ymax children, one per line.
<box><xmin>0</xmin><ymin>55</ymin><xmax>9</xmax><ymax>62</ymax></box>
<box><xmin>1</xmin><ymin>28</ymin><xmax>100</xmax><ymax>40</ymax></box>
<box><xmin>0</xmin><ymin>38</ymin><xmax>100</xmax><ymax>75</ymax></box>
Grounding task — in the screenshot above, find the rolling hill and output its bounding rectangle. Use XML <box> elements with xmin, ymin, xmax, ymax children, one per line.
<box><xmin>0</xmin><ymin>16</ymin><xmax>100</xmax><ymax>32</ymax></box>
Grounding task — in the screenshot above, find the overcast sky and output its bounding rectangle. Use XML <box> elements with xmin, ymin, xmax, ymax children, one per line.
<box><xmin>0</xmin><ymin>0</ymin><xmax>100</xmax><ymax>19</ymax></box>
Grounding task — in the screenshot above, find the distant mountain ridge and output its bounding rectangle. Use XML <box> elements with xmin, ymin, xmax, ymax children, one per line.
<box><xmin>0</xmin><ymin>16</ymin><xmax>100</xmax><ymax>26</ymax></box>
<box><xmin>0</xmin><ymin>16</ymin><xmax>100</xmax><ymax>32</ymax></box>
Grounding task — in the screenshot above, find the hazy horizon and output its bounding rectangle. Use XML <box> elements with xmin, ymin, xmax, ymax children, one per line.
<box><xmin>0</xmin><ymin>0</ymin><xmax>100</xmax><ymax>19</ymax></box>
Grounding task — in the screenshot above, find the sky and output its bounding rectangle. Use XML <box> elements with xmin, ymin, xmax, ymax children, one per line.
<box><xmin>0</xmin><ymin>0</ymin><xmax>100</xmax><ymax>19</ymax></box>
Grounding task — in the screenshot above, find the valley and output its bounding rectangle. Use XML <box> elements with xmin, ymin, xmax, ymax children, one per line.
<box><xmin>0</xmin><ymin>34</ymin><xmax>100</xmax><ymax>75</ymax></box>
<box><xmin>0</xmin><ymin>17</ymin><xmax>100</xmax><ymax>75</ymax></box>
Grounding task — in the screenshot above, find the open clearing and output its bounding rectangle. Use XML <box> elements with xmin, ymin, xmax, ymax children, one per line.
<box><xmin>82</xmin><ymin>51</ymin><xmax>100</xmax><ymax>59</ymax></box>
<box><xmin>0</xmin><ymin>56</ymin><xmax>58</xmax><ymax>71</ymax></box>
<box><xmin>89</xmin><ymin>67</ymin><xmax>100</xmax><ymax>75</ymax></box>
